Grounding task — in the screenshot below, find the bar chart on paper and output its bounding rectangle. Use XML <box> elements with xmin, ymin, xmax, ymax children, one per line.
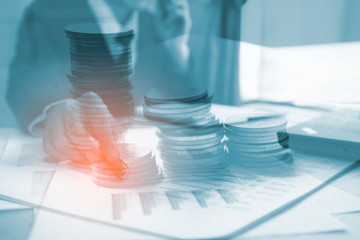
<box><xmin>111</xmin><ymin>188</ymin><xmax>239</xmax><ymax>219</ymax></box>
<box><xmin>37</xmin><ymin>162</ymin><xmax>343</xmax><ymax>239</ymax></box>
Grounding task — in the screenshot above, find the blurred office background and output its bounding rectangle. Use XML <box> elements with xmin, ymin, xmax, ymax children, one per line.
<box><xmin>1</xmin><ymin>0</ymin><xmax>359</xmax><ymax>128</ymax></box>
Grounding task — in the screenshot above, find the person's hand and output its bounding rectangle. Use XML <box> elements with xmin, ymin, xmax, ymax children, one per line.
<box><xmin>153</xmin><ymin>0</ymin><xmax>192</xmax><ymax>73</ymax></box>
<box><xmin>42</xmin><ymin>92</ymin><xmax>127</xmax><ymax>174</ymax></box>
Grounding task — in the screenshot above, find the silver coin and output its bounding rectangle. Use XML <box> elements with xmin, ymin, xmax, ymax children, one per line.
<box><xmin>224</xmin><ymin>126</ymin><xmax>287</xmax><ymax>138</ymax></box>
<box><xmin>158</xmin><ymin>140</ymin><xmax>221</xmax><ymax>151</ymax></box>
<box><xmin>90</xmin><ymin>164</ymin><xmax>126</xmax><ymax>176</ymax></box>
<box><xmin>158</xmin><ymin>135</ymin><xmax>223</xmax><ymax>147</ymax></box>
<box><xmin>68</xmin><ymin>78</ymin><xmax>132</xmax><ymax>87</ymax></box>
<box><xmin>69</xmin><ymin>40</ymin><xmax>133</xmax><ymax>49</ymax></box>
<box><xmin>160</xmin><ymin>144</ymin><xmax>224</xmax><ymax>156</ymax></box>
<box><xmin>69</xmin><ymin>43</ymin><xmax>131</xmax><ymax>50</ymax></box>
<box><xmin>70</xmin><ymin>54</ymin><xmax>132</xmax><ymax>62</ymax></box>
<box><xmin>71</xmin><ymin>69</ymin><xmax>132</xmax><ymax>77</ymax></box>
<box><xmin>159</xmin><ymin>152</ymin><xmax>224</xmax><ymax>162</ymax></box>
<box><xmin>143</xmin><ymin>105</ymin><xmax>211</xmax><ymax>120</ymax></box>
<box><xmin>71</xmin><ymin>66</ymin><xmax>132</xmax><ymax>74</ymax></box>
<box><xmin>157</xmin><ymin>130</ymin><xmax>224</xmax><ymax>142</ymax></box>
<box><xmin>70</xmin><ymin>52</ymin><xmax>132</xmax><ymax>60</ymax></box>
<box><xmin>69</xmin><ymin>161</ymin><xmax>91</xmax><ymax>173</ymax></box>
<box><xmin>162</xmin><ymin>162</ymin><xmax>223</xmax><ymax>171</ymax></box>
<box><xmin>129</xmin><ymin>114</ymin><xmax>155</xmax><ymax>126</ymax></box>
<box><xmin>225</xmin><ymin>132</ymin><xmax>289</xmax><ymax>144</ymax></box>
<box><xmin>68</xmin><ymin>33</ymin><xmax>133</xmax><ymax>42</ymax></box>
<box><xmin>69</xmin><ymin>49</ymin><xmax>132</xmax><ymax>57</ymax></box>
<box><xmin>158</xmin><ymin>124</ymin><xmax>222</xmax><ymax>137</ymax></box>
<box><xmin>67</xmin><ymin>74</ymin><xmax>131</xmax><ymax>82</ymax></box>
<box><xmin>143</xmin><ymin>102</ymin><xmax>211</xmax><ymax>115</ymax></box>
<box><xmin>69</xmin><ymin>45</ymin><xmax>131</xmax><ymax>52</ymax></box>
<box><xmin>227</xmin><ymin>148</ymin><xmax>291</xmax><ymax>160</ymax></box>
<box><xmin>65</xmin><ymin>23</ymin><xmax>134</xmax><ymax>37</ymax></box>
<box><xmin>116</xmin><ymin>143</ymin><xmax>154</xmax><ymax>161</ymax></box>
<box><xmin>146</xmin><ymin>96</ymin><xmax>213</xmax><ymax>110</ymax></box>
<box><xmin>224</xmin><ymin>140</ymin><xmax>289</xmax><ymax>152</ymax></box>
<box><xmin>70</xmin><ymin>54</ymin><xmax>132</xmax><ymax>63</ymax></box>
<box><xmin>145</xmin><ymin>86</ymin><xmax>208</xmax><ymax>103</ymax></box>
<box><xmin>151</xmin><ymin>112</ymin><xmax>218</xmax><ymax>129</ymax></box>
<box><xmin>71</xmin><ymin>62</ymin><xmax>132</xmax><ymax>71</ymax></box>
<box><xmin>225</xmin><ymin>114</ymin><xmax>287</xmax><ymax>133</ymax></box>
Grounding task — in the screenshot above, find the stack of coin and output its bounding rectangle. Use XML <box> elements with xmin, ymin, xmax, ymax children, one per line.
<box><xmin>65</xmin><ymin>23</ymin><xmax>135</xmax><ymax>118</ymax></box>
<box><xmin>65</xmin><ymin>92</ymin><xmax>126</xmax><ymax>172</ymax></box>
<box><xmin>143</xmin><ymin>86</ymin><xmax>225</xmax><ymax>177</ymax></box>
<box><xmin>224</xmin><ymin>114</ymin><xmax>292</xmax><ymax>168</ymax></box>
<box><xmin>90</xmin><ymin>144</ymin><xmax>162</xmax><ymax>188</ymax></box>
<box><xmin>65</xmin><ymin>92</ymin><xmax>160</xmax><ymax>188</ymax></box>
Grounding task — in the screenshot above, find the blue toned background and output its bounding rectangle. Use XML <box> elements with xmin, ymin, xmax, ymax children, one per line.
<box><xmin>1</xmin><ymin>0</ymin><xmax>359</xmax><ymax>128</ymax></box>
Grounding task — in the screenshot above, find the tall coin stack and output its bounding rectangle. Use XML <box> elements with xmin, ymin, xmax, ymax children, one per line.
<box><xmin>143</xmin><ymin>86</ymin><xmax>225</xmax><ymax>178</ymax></box>
<box><xmin>65</xmin><ymin>23</ymin><xmax>135</xmax><ymax>119</ymax></box>
<box><xmin>64</xmin><ymin>23</ymin><xmax>161</xmax><ymax>187</ymax></box>
<box><xmin>224</xmin><ymin>114</ymin><xmax>292</xmax><ymax>168</ymax></box>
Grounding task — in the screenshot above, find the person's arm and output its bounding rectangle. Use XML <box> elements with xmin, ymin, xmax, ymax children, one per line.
<box><xmin>6</xmin><ymin>5</ymin><xmax>72</xmax><ymax>134</ymax></box>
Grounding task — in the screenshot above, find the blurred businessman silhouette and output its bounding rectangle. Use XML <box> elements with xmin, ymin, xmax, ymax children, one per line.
<box><xmin>6</xmin><ymin>0</ymin><xmax>244</xmax><ymax>161</ymax></box>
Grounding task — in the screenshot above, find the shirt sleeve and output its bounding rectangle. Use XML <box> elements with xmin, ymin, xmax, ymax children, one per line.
<box><xmin>28</xmin><ymin>99</ymin><xmax>70</xmax><ymax>136</ymax></box>
<box><xmin>5</xmin><ymin>3</ymin><xmax>95</xmax><ymax>134</ymax></box>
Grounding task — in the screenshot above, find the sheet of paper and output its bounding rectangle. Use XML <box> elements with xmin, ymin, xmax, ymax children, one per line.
<box><xmin>292</xmin><ymin>150</ymin><xmax>358</xmax><ymax>181</ymax></box>
<box><xmin>39</xmin><ymin>159</ymin><xmax>348</xmax><ymax>239</ymax></box>
<box><xmin>242</xmin><ymin>203</ymin><xmax>347</xmax><ymax>238</ymax></box>
<box><xmin>29</xmin><ymin>209</ymin><xmax>159</xmax><ymax>240</ymax></box>
<box><xmin>212</xmin><ymin>103</ymin><xmax>325</xmax><ymax>128</ymax></box>
<box><xmin>29</xmin><ymin>204</ymin><xmax>347</xmax><ymax>240</ymax></box>
<box><xmin>29</xmin><ymin>181</ymin><xmax>360</xmax><ymax>239</ymax></box>
<box><xmin>0</xmin><ymin>133</ymin><xmax>57</xmax><ymax>206</ymax></box>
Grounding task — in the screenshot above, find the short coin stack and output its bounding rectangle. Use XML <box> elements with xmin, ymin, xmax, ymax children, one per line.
<box><xmin>65</xmin><ymin>22</ymin><xmax>135</xmax><ymax>119</ymax></box>
<box><xmin>143</xmin><ymin>86</ymin><xmax>225</xmax><ymax>177</ymax></box>
<box><xmin>224</xmin><ymin>113</ymin><xmax>291</xmax><ymax>168</ymax></box>
<box><xmin>91</xmin><ymin>144</ymin><xmax>162</xmax><ymax>188</ymax></box>
<box><xmin>65</xmin><ymin>92</ymin><xmax>126</xmax><ymax>172</ymax></box>
<box><xmin>65</xmin><ymin>93</ymin><xmax>160</xmax><ymax>187</ymax></box>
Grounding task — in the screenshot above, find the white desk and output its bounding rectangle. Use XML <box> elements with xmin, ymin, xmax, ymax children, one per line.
<box><xmin>0</xmin><ymin>102</ymin><xmax>360</xmax><ymax>240</ymax></box>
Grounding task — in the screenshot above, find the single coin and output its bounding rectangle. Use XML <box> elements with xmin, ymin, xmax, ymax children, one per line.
<box><xmin>71</xmin><ymin>68</ymin><xmax>132</xmax><ymax>77</ymax></box>
<box><xmin>158</xmin><ymin>140</ymin><xmax>221</xmax><ymax>151</ymax></box>
<box><xmin>157</xmin><ymin>130</ymin><xmax>224</xmax><ymax>142</ymax></box>
<box><xmin>224</xmin><ymin>139</ymin><xmax>289</xmax><ymax>152</ymax></box>
<box><xmin>143</xmin><ymin>102</ymin><xmax>211</xmax><ymax>115</ymax></box>
<box><xmin>225</xmin><ymin>132</ymin><xmax>288</xmax><ymax>144</ymax></box>
<box><xmin>69</xmin><ymin>49</ymin><xmax>132</xmax><ymax>57</ymax></box>
<box><xmin>160</xmin><ymin>144</ymin><xmax>224</xmax><ymax>156</ymax></box>
<box><xmin>224</xmin><ymin>126</ymin><xmax>287</xmax><ymax>138</ymax></box>
<box><xmin>158</xmin><ymin>135</ymin><xmax>222</xmax><ymax>147</ymax></box>
<box><xmin>145</xmin><ymin>86</ymin><xmax>208</xmax><ymax>103</ymax></box>
<box><xmin>65</xmin><ymin>23</ymin><xmax>134</xmax><ymax>37</ymax></box>
<box><xmin>225</xmin><ymin>113</ymin><xmax>287</xmax><ymax>133</ymax></box>
<box><xmin>70</xmin><ymin>54</ymin><xmax>132</xmax><ymax>63</ymax></box>
<box><xmin>143</xmin><ymin>105</ymin><xmax>211</xmax><ymax>121</ymax></box>
<box><xmin>227</xmin><ymin>148</ymin><xmax>292</xmax><ymax>160</ymax></box>
<box><xmin>146</xmin><ymin>96</ymin><xmax>213</xmax><ymax>109</ymax></box>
